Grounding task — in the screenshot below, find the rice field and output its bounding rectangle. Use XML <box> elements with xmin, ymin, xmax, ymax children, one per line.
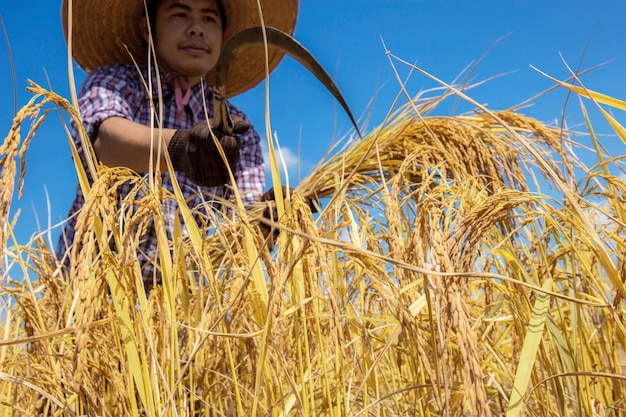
<box><xmin>1</xmin><ymin>65</ymin><xmax>626</xmax><ymax>416</ymax></box>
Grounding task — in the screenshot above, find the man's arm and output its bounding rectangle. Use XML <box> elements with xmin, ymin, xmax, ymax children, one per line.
<box><xmin>95</xmin><ymin>115</ymin><xmax>245</xmax><ymax>187</ymax></box>
<box><xmin>93</xmin><ymin>116</ymin><xmax>176</xmax><ymax>172</ymax></box>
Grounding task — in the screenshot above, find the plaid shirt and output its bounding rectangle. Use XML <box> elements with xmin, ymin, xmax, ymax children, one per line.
<box><xmin>56</xmin><ymin>64</ymin><xmax>265</xmax><ymax>285</ymax></box>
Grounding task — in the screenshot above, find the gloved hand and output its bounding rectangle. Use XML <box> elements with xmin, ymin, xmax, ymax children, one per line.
<box><xmin>259</xmin><ymin>186</ymin><xmax>319</xmax><ymax>243</ymax></box>
<box><xmin>167</xmin><ymin>116</ymin><xmax>250</xmax><ymax>187</ymax></box>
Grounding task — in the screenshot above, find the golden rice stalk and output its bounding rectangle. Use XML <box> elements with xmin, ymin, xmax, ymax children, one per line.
<box><xmin>2</xmin><ymin>72</ymin><xmax>626</xmax><ymax>416</ymax></box>
<box><xmin>0</xmin><ymin>95</ymin><xmax>46</xmax><ymax>274</ymax></box>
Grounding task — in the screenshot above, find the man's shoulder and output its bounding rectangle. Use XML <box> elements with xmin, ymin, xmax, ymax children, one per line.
<box><xmin>82</xmin><ymin>64</ymin><xmax>145</xmax><ymax>88</ymax></box>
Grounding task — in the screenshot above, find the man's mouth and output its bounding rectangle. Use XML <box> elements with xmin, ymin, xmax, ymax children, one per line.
<box><xmin>179</xmin><ymin>41</ymin><xmax>211</xmax><ymax>54</ymax></box>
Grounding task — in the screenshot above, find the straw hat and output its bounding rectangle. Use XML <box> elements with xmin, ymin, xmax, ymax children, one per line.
<box><xmin>61</xmin><ymin>0</ymin><xmax>298</xmax><ymax>97</ymax></box>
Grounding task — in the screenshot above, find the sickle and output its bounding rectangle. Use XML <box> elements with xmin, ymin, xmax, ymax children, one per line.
<box><xmin>213</xmin><ymin>26</ymin><xmax>361</xmax><ymax>138</ymax></box>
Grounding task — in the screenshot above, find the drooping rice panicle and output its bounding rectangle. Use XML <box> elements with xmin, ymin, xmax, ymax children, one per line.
<box><xmin>1</xmin><ymin>69</ymin><xmax>625</xmax><ymax>416</ymax></box>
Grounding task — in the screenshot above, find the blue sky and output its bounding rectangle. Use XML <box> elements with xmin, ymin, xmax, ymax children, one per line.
<box><xmin>1</xmin><ymin>0</ymin><xmax>626</xmax><ymax>249</ymax></box>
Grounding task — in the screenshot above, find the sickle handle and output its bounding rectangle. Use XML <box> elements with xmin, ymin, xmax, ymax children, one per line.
<box><xmin>212</xmin><ymin>87</ymin><xmax>233</xmax><ymax>135</ymax></box>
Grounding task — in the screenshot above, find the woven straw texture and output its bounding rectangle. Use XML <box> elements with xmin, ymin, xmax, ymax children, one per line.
<box><xmin>61</xmin><ymin>0</ymin><xmax>298</xmax><ymax>97</ymax></box>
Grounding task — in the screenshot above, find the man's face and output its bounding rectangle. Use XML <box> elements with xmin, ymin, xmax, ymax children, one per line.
<box><xmin>152</xmin><ymin>0</ymin><xmax>224</xmax><ymax>79</ymax></box>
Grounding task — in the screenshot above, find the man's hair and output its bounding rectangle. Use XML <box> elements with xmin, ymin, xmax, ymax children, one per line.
<box><xmin>146</xmin><ymin>0</ymin><xmax>228</xmax><ymax>32</ymax></box>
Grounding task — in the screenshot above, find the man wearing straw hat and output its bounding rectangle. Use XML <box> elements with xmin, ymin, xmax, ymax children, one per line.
<box><xmin>57</xmin><ymin>0</ymin><xmax>298</xmax><ymax>289</ymax></box>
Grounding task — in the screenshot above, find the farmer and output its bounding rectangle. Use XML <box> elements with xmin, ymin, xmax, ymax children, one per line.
<box><xmin>57</xmin><ymin>0</ymin><xmax>298</xmax><ymax>289</ymax></box>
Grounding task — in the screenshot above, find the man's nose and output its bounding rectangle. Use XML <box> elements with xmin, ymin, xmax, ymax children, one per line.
<box><xmin>187</xmin><ymin>19</ymin><xmax>205</xmax><ymax>37</ymax></box>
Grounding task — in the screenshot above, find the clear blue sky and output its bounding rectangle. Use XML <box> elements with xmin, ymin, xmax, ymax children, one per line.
<box><xmin>1</xmin><ymin>1</ymin><xmax>626</xmax><ymax>249</ymax></box>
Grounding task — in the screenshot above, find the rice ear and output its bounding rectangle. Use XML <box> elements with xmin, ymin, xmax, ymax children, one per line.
<box><xmin>2</xmin><ymin>65</ymin><xmax>626</xmax><ymax>415</ymax></box>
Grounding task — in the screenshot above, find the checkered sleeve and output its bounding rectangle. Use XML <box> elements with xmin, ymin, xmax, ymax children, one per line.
<box><xmin>77</xmin><ymin>64</ymin><xmax>138</xmax><ymax>140</ymax></box>
<box><xmin>229</xmin><ymin>104</ymin><xmax>265</xmax><ymax>204</ymax></box>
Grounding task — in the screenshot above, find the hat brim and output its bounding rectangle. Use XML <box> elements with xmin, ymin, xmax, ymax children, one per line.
<box><xmin>61</xmin><ymin>0</ymin><xmax>298</xmax><ymax>97</ymax></box>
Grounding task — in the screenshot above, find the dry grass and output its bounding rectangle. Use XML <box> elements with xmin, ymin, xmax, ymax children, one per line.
<box><xmin>1</xmin><ymin>70</ymin><xmax>626</xmax><ymax>417</ymax></box>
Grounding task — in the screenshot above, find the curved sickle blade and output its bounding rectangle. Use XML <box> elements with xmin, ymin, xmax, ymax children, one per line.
<box><xmin>214</xmin><ymin>26</ymin><xmax>362</xmax><ymax>138</ymax></box>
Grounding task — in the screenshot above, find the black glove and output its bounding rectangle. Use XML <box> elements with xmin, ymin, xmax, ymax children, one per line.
<box><xmin>168</xmin><ymin>116</ymin><xmax>249</xmax><ymax>187</ymax></box>
<box><xmin>260</xmin><ymin>186</ymin><xmax>319</xmax><ymax>242</ymax></box>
